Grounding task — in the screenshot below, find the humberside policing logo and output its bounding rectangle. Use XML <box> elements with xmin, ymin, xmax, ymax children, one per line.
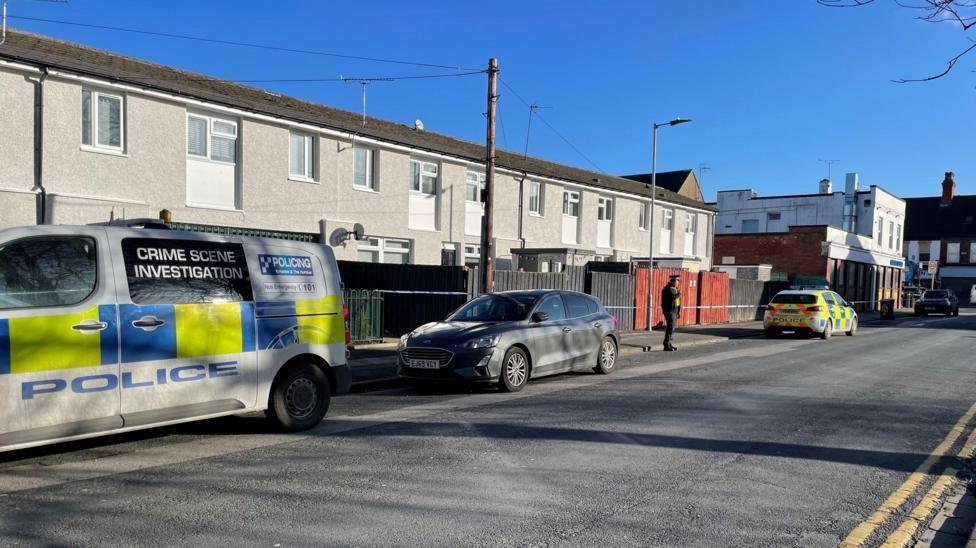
<box><xmin>259</xmin><ymin>255</ymin><xmax>314</xmax><ymax>277</ymax></box>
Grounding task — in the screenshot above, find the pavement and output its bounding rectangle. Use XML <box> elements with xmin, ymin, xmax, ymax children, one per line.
<box><xmin>347</xmin><ymin>308</ymin><xmax>920</xmax><ymax>387</ymax></box>
<box><xmin>1</xmin><ymin>310</ymin><xmax>975</xmax><ymax>546</ymax></box>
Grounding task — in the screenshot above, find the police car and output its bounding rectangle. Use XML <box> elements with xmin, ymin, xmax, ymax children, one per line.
<box><xmin>763</xmin><ymin>288</ymin><xmax>858</xmax><ymax>339</ymax></box>
<box><xmin>0</xmin><ymin>223</ymin><xmax>351</xmax><ymax>452</ymax></box>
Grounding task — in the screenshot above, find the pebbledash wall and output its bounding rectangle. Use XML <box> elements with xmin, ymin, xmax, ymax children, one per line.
<box><xmin>0</xmin><ymin>34</ymin><xmax>715</xmax><ymax>270</ymax></box>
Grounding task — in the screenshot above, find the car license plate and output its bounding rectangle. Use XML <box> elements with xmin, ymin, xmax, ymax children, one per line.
<box><xmin>410</xmin><ymin>359</ymin><xmax>441</xmax><ymax>369</ymax></box>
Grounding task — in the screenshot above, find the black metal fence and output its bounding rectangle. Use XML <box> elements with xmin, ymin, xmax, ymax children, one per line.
<box><xmin>337</xmin><ymin>261</ymin><xmax>468</xmax><ymax>337</ymax></box>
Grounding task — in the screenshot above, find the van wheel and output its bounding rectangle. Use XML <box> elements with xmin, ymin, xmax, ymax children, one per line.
<box><xmin>594</xmin><ymin>336</ymin><xmax>617</xmax><ymax>374</ymax></box>
<box><xmin>821</xmin><ymin>320</ymin><xmax>833</xmax><ymax>340</ymax></box>
<box><xmin>266</xmin><ymin>362</ymin><xmax>331</xmax><ymax>431</ymax></box>
<box><xmin>499</xmin><ymin>347</ymin><xmax>529</xmax><ymax>393</ymax></box>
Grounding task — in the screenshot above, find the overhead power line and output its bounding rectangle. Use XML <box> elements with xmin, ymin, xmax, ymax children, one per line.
<box><xmin>499</xmin><ymin>78</ymin><xmax>604</xmax><ymax>174</ymax></box>
<box><xmin>117</xmin><ymin>70</ymin><xmax>486</xmax><ymax>84</ymax></box>
<box><xmin>8</xmin><ymin>14</ymin><xmax>477</xmax><ymax>70</ymax></box>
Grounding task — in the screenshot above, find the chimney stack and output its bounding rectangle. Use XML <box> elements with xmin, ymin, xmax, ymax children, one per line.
<box><xmin>941</xmin><ymin>172</ymin><xmax>956</xmax><ymax>206</ymax></box>
<box><xmin>819</xmin><ymin>178</ymin><xmax>832</xmax><ymax>194</ymax></box>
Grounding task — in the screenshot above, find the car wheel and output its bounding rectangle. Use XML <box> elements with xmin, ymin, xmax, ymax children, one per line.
<box><xmin>821</xmin><ymin>320</ymin><xmax>833</xmax><ymax>340</ymax></box>
<box><xmin>953</xmin><ymin>307</ymin><xmax>960</xmax><ymax>317</ymax></box>
<box><xmin>594</xmin><ymin>336</ymin><xmax>617</xmax><ymax>374</ymax></box>
<box><xmin>266</xmin><ymin>362</ymin><xmax>332</xmax><ymax>431</ymax></box>
<box><xmin>846</xmin><ymin>317</ymin><xmax>857</xmax><ymax>336</ymax></box>
<box><xmin>499</xmin><ymin>347</ymin><xmax>529</xmax><ymax>393</ymax></box>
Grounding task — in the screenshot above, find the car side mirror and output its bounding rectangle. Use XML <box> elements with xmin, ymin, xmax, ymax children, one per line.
<box><xmin>531</xmin><ymin>312</ymin><xmax>549</xmax><ymax>323</ymax></box>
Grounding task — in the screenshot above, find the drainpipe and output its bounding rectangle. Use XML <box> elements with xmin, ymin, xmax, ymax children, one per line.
<box><xmin>516</xmin><ymin>171</ymin><xmax>527</xmax><ymax>249</ymax></box>
<box><xmin>31</xmin><ymin>67</ymin><xmax>48</xmax><ymax>224</ymax></box>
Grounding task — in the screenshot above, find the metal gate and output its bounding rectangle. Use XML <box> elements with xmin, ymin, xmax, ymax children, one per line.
<box><xmin>344</xmin><ymin>289</ymin><xmax>384</xmax><ymax>344</ymax></box>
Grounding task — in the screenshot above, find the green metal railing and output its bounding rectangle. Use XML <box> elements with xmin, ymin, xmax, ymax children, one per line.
<box><xmin>344</xmin><ymin>289</ymin><xmax>384</xmax><ymax>344</ymax></box>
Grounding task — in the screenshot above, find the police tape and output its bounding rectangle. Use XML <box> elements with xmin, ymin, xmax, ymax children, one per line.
<box><xmin>605</xmin><ymin>300</ymin><xmax>881</xmax><ymax>311</ymax></box>
<box><xmin>376</xmin><ymin>290</ymin><xmax>471</xmax><ymax>296</ymax></box>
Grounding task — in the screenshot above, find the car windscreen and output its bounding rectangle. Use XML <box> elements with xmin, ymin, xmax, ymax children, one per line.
<box><xmin>447</xmin><ymin>294</ymin><xmax>536</xmax><ymax>322</ymax></box>
<box><xmin>770</xmin><ymin>293</ymin><xmax>817</xmax><ymax>305</ymax></box>
<box><xmin>923</xmin><ymin>290</ymin><xmax>948</xmax><ymax>299</ymax></box>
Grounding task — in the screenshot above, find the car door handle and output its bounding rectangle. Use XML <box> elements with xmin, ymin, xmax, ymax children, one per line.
<box><xmin>593</xmin><ymin>322</ymin><xmax>602</xmax><ymax>328</ymax></box>
<box><xmin>562</xmin><ymin>327</ymin><xmax>572</xmax><ymax>333</ymax></box>
<box><xmin>132</xmin><ymin>316</ymin><xmax>166</xmax><ymax>330</ymax></box>
<box><xmin>71</xmin><ymin>320</ymin><xmax>108</xmax><ymax>333</ymax></box>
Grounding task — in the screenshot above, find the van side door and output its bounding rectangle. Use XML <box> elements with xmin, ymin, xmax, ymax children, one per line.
<box><xmin>112</xmin><ymin>234</ymin><xmax>257</xmax><ymax>427</ymax></box>
<box><xmin>0</xmin><ymin>228</ymin><xmax>122</xmax><ymax>447</ymax></box>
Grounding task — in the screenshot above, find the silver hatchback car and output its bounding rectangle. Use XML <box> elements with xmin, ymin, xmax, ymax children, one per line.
<box><xmin>397</xmin><ymin>290</ymin><xmax>620</xmax><ymax>392</ymax></box>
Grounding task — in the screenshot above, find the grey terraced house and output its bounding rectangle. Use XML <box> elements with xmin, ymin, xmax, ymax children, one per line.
<box><xmin>0</xmin><ymin>30</ymin><xmax>716</xmax><ymax>270</ymax></box>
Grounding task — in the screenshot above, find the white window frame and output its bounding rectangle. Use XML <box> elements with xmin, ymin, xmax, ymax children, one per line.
<box><xmin>410</xmin><ymin>159</ymin><xmax>438</xmax><ymax>195</ymax></box>
<box><xmin>528</xmin><ymin>181</ymin><xmax>544</xmax><ymax>216</ymax></box>
<box><xmin>186</xmin><ymin>113</ymin><xmax>238</xmax><ymax>165</ymax></box>
<box><xmin>661</xmin><ymin>208</ymin><xmax>674</xmax><ymax>254</ymax></box>
<box><xmin>464</xmin><ymin>244</ymin><xmax>481</xmax><ymax>267</ymax></box>
<box><xmin>685</xmin><ymin>212</ymin><xmax>697</xmax><ymax>256</ymax></box>
<box><xmin>597</xmin><ymin>197</ymin><xmax>613</xmax><ymax>221</ymax></box>
<box><xmin>465</xmin><ymin>171</ymin><xmax>486</xmax><ymax>203</ymax></box>
<box><xmin>947</xmin><ymin>242</ymin><xmax>961</xmax><ymax>264</ymax></box>
<box><xmin>638</xmin><ymin>203</ymin><xmax>649</xmax><ymax>231</ymax></box>
<box><xmin>562</xmin><ymin>191</ymin><xmax>580</xmax><ymax>218</ymax></box>
<box><xmin>353</xmin><ymin>147</ymin><xmax>376</xmax><ymax>190</ymax></box>
<box><xmin>82</xmin><ymin>88</ymin><xmax>125</xmax><ymax>153</ymax></box>
<box><xmin>877</xmin><ymin>217</ymin><xmax>884</xmax><ymax>246</ymax></box>
<box><xmin>289</xmin><ymin>131</ymin><xmax>316</xmax><ymax>182</ymax></box>
<box><xmin>358</xmin><ymin>237</ymin><xmax>412</xmax><ymax>264</ymax></box>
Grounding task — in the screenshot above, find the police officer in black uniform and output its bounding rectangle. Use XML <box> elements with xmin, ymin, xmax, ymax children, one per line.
<box><xmin>661</xmin><ymin>274</ymin><xmax>681</xmax><ymax>351</ymax></box>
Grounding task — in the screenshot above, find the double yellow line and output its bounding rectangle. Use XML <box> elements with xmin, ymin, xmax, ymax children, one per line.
<box><xmin>841</xmin><ymin>401</ymin><xmax>976</xmax><ymax>547</ymax></box>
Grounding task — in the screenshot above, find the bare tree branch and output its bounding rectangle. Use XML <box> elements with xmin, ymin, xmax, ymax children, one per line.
<box><xmin>892</xmin><ymin>39</ymin><xmax>976</xmax><ymax>81</ymax></box>
<box><xmin>820</xmin><ymin>0</ymin><xmax>976</xmax><ymax>81</ymax></box>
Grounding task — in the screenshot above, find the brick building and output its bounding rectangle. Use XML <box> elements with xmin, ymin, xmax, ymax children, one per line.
<box><xmin>714</xmin><ymin>174</ymin><xmax>906</xmax><ymax>310</ymax></box>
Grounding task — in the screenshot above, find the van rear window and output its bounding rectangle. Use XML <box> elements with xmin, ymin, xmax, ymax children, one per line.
<box><xmin>771</xmin><ymin>293</ymin><xmax>817</xmax><ymax>305</ymax></box>
<box><xmin>122</xmin><ymin>238</ymin><xmax>253</xmax><ymax>304</ymax></box>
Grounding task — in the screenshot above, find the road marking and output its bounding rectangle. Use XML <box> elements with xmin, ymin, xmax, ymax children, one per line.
<box><xmin>841</xmin><ymin>400</ymin><xmax>976</xmax><ymax>548</ymax></box>
<box><xmin>879</xmin><ymin>420</ymin><xmax>976</xmax><ymax>547</ymax></box>
<box><xmin>0</xmin><ymin>339</ymin><xmax>810</xmax><ymax>494</ymax></box>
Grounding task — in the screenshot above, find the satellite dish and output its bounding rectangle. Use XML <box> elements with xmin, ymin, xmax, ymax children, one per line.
<box><xmin>414</xmin><ymin>119</ymin><xmax>425</xmax><ymax>131</ymax></box>
<box><xmin>353</xmin><ymin>223</ymin><xmax>366</xmax><ymax>241</ymax></box>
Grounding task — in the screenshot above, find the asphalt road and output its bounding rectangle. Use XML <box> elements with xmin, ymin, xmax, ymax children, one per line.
<box><xmin>2</xmin><ymin>312</ymin><xmax>975</xmax><ymax>547</ymax></box>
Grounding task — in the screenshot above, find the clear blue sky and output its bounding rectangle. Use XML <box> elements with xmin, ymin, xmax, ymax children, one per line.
<box><xmin>9</xmin><ymin>0</ymin><xmax>975</xmax><ymax>200</ymax></box>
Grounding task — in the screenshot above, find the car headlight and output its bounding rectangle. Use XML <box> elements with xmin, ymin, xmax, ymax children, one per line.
<box><xmin>464</xmin><ymin>335</ymin><xmax>499</xmax><ymax>349</ymax></box>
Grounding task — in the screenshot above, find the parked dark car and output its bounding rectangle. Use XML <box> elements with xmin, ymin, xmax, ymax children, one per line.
<box><xmin>914</xmin><ymin>289</ymin><xmax>960</xmax><ymax>316</ymax></box>
<box><xmin>397</xmin><ymin>290</ymin><xmax>619</xmax><ymax>392</ymax></box>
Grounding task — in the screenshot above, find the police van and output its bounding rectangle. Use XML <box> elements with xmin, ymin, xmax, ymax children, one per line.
<box><xmin>0</xmin><ymin>223</ymin><xmax>351</xmax><ymax>452</ymax></box>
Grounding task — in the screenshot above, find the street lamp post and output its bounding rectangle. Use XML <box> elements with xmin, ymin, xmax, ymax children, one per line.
<box><xmin>646</xmin><ymin>117</ymin><xmax>692</xmax><ymax>332</ymax></box>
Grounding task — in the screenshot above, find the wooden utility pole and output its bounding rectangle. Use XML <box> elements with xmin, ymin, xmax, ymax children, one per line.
<box><xmin>481</xmin><ymin>58</ymin><xmax>499</xmax><ymax>294</ymax></box>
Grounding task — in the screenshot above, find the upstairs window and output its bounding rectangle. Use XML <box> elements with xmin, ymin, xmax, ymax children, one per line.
<box><xmin>187</xmin><ymin>114</ymin><xmax>237</xmax><ymax>164</ymax></box>
<box><xmin>597</xmin><ymin>197</ymin><xmax>613</xmax><ymax>221</ymax></box>
<box><xmin>289</xmin><ymin>132</ymin><xmax>316</xmax><ymax>180</ymax></box>
<box><xmin>562</xmin><ymin>191</ymin><xmax>580</xmax><ymax>217</ymax></box>
<box><xmin>82</xmin><ymin>89</ymin><xmax>124</xmax><ymax>152</ymax></box>
<box><xmin>410</xmin><ymin>160</ymin><xmax>438</xmax><ymax>195</ymax></box>
<box><xmin>353</xmin><ymin>147</ymin><xmax>375</xmax><ymax>190</ymax></box>
<box><xmin>465</xmin><ymin>171</ymin><xmax>486</xmax><ymax>202</ymax></box>
<box><xmin>639</xmin><ymin>203</ymin><xmax>649</xmax><ymax>230</ymax></box>
<box><xmin>947</xmin><ymin>242</ymin><xmax>961</xmax><ymax>263</ymax></box>
<box><xmin>741</xmin><ymin>219</ymin><xmax>759</xmax><ymax>233</ymax></box>
<box><xmin>528</xmin><ymin>182</ymin><xmax>544</xmax><ymax>215</ymax></box>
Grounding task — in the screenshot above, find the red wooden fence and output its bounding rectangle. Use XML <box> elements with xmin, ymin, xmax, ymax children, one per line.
<box><xmin>633</xmin><ymin>268</ymin><xmax>730</xmax><ymax>329</ymax></box>
<box><xmin>697</xmin><ymin>271</ymin><xmax>730</xmax><ymax>325</ymax></box>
